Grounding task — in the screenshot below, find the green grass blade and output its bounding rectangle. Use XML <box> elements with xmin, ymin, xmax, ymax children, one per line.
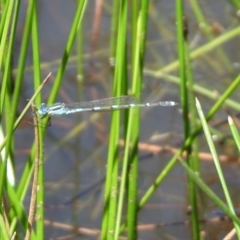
<box><xmin>0</xmin><ymin>0</ymin><xmax>14</xmax><ymax>73</ymax></box>
<box><xmin>31</xmin><ymin>2</ymin><xmax>44</xmax><ymax>238</ymax></box>
<box><xmin>126</xmin><ymin>1</ymin><xmax>149</xmax><ymax>238</ymax></box>
<box><xmin>178</xmin><ymin>158</ymin><xmax>240</xmax><ymax>225</ymax></box>
<box><xmin>176</xmin><ymin>1</ymin><xmax>200</xmax><ymax>237</ymax></box>
<box><xmin>196</xmin><ymin>98</ymin><xmax>240</xmax><ymax>238</ymax></box>
<box><xmin>144</xmin><ymin>25</ymin><xmax>240</xmax><ymax>77</ymax></box>
<box><xmin>0</xmin><ymin>212</ymin><xmax>11</xmax><ymax>239</ymax></box>
<box><xmin>101</xmin><ymin>0</ymin><xmax>128</xmax><ymax>238</ymax></box>
<box><xmin>138</xmin><ymin>72</ymin><xmax>240</xmax><ymax>210</ymax></box>
<box><xmin>228</xmin><ymin>116</ymin><xmax>240</xmax><ymax>151</ymax></box>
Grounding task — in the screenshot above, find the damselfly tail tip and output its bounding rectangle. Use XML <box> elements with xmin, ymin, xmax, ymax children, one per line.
<box><xmin>159</xmin><ymin>101</ymin><xmax>178</xmax><ymax>106</ymax></box>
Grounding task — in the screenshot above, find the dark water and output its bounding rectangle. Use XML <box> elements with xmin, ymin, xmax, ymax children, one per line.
<box><xmin>13</xmin><ymin>0</ymin><xmax>240</xmax><ymax>239</ymax></box>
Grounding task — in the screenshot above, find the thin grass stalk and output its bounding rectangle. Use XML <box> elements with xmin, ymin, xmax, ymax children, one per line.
<box><xmin>196</xmin><ymin>98</ymin><xmax>240</xmax><ymax>238</ymax></box>
<box><xmin>0</xmin><ymin>152</ymin><xmax>8</xmax><ymax>230</ymax></box>
<box><xmin>1</xmin><ymin>1</ymin><xmax>18</xmax><ymax>171</ymax></box>
<box><xmin>122</xmin><ymin>74</ymin><xmax>240</xmax><ymax>234</ymax></box>
<box><xmin>7</xmin><ymin>182</ymin><xmax>32</xmax><ymax>236</ymax></box>
<box><xmin>189</xmin><ymin>0</ymin><xmax>232</xmax><ymax>71</ymax></box>
<box><xmin>0</xmin><ymin>0</ymin><xmax>13</xmax><ymax>73</ymax></box>
<box><xmin>126</xmin><ymin>1</ymin><xmax>139</xmax><ymax>239</ymax></box>
<box><xmin>115</xmin><ymin>110</ymin><xmax>137</xmax><ymax>240</ymax></box>
<box><xmin>102</xmin><ymin>113</ymin><xmax>120</xmax><ymax>240</ymax></box>
<box><xmin>4</xmin><ymin>74</ymin><xmax>50</xmax><ymax>237</ymax></box>
<box><xmin>0</xmin><ymin>0</ymin><xmax>10</xmax><ymax>113</ymax></box>
<box><xmin>114</xmin><ymin>5</ymin><xmax>128</xmax><ymax>97</ymax></box>
<box><xmin>119</xmin><ymin>15</ymin><xmax>240</xmax><ymax>240</ymax></box>
<box><xmin>188</xmin><ymin>0</ymin><xmax>212</xmax><ymax>37</ymax></box>
<box><xmin>106</xmin><ymin>1</ymin><xmax>128</xmax><ymax>239</ymax></box>
<box><xmin>178</xmin><ymin>157</ymin><xmax>240</xmax><ymax>225</ymax></box>
<box><xmin>14</xmin><ymin>2</ymin><xmax>88</xmax><ymax>218</ymax></box>
<box><xmin>31</xmin><ymin>2</ymin><xmax>44</xmax><ymax>238</ymax></box>
<box><xmin>74</xmin><ymin>5</ymin><xmax>84</xmax><ymax>216</ymax></box>
<box><xmin>0</xmin><ymin>137</ymin><xmax>10</xmax><ymax>239</ymax></box>
<box><xmin>0</xmin><ymin>0</ymin><xmax>19</xmax><ymax>114</ymax></box>
<box><xmin>1</xmin><ymin>81</ymin><xmax>14</xmax><ymax>207</ymax></box>
<box><xmin>32</xmin><ymin>4</ymin><xmax>42</xmax><ymax>105</ymax></box>
<box><xmin>0</xmin><ymin>213</ymin><xmax>10</xmax><ymax>239</ymax></box>
<box><xmin>130</xmin><ymin>0</ymin><xmax>137</xmax><ymax>62</ymax></box>
<box><xmin>47</xmin><ymin>0</ymin><xmax>88</xmax><ymax>106</ymax></box>
<box><xmin>228</xmin><ymin>116</ymin><xmax>240</xmax><ymax>151</ymax></box>
<box><xmin>0</xmin><ymin>0</ymin><xmax>34</xmax><ymax>206</ymax></box>
<box><xmin>176</xmin><ymin>4</ymin><xmax>189</xmax><ymax>139</ymax></box>
<box><xmin>176</xmin><ymin>2</ymin><xmax>200</xmax><ymax>238</ymax></box>
<box><xmin>7</xmin><ymin>0</ymin><xmax>33</xmax><ymax>131</ymax></box>
<box><xmin>151</xmin><ymin>73</ymin><xmax>240</xmax><ymax>112</ymax></box>
<box><xmin>0</xmin><ymin>0</ymin><xmax>10</xmax><ymax>38</ymax></box>
<box><xmin>109</xmin><ymin>0</ymin><xmax>119</xmax><ymax>61</ymax></box>
<box><xmin>137</xmin><ymin>73</ymin><xmax>240</xmax><ymax>211</ymax></box>
<box><xmin>4</xmin><ymin>75</ymin><xmax>51</xmax><ymax>237</ymax></box>
<box><xmin>0</xmin><ymin>73</ymin><xmax>51</xmax><ymax>152</ymax></box>
<box><xmin>126</xmin><ymin>1</ymin><xmax>149</xmax><ymax>238</ymax></box>
<box><xmin>76</xmin><ymin>1</ymin><xmax>84</xmax><ymax>98</ymax></box>
<box><xmin>7</xmin><ymin>155</ymin><xmax>38</xmax><ymax>239</ymax></box>
<box><xmin>0</xmin><ymin>0</ymin><xmax>32</xmax><ymax>204</ymax></box>
<box><xmin>202</xmin><ymin>75</ymin><xmax>240</xmax><ymax>118</ymax></box>
<box><xmin>144</xmin><ymin>25</ymin><xmax>240</xmax><ymax>77</ymax></box>
<box><xmin>225</xmin><ymin>120</ymin><xmax>240</xmax><ymax>239</ymax></box>
<box><xmin>36</xmin><ymin>128</ymin><xmax>44</xmax><ymax>239</ymax></box>
<box><xmin>25</xmin><ymin>104</ymin><xmax>40</xmax><ymax>240</ymax></box>
<box><xmin>0</xmin><ymin>86</ymin><xmax>11</xmax><ymax>231</ymax></box>
<box><xmin>12</xmin><ymin>74</ymin><xmax>50</xmax><ymax>185</ymax></box>
<box><xmin>76</xmin><ymin>28</ymin><xmax>84</xmax><ymax>105</ymax></box>
<box><xmin>184</xmin><ymin>40</ymin><xmax>201</xmax><ymax>239</ymax></box>
<box><xmin>101</xmin><ymin>0</ymin><xmax>127</xmax><ymax>238</ymax></box>
<box><xmin>7</xmin><ymin>1</ymin><xmax>87</xmax><ymax>233</ymax></box>
<box><xmin>76</xmin><ymin>23</ymin><xmax>83</xmax><ymax>80</ymax></box>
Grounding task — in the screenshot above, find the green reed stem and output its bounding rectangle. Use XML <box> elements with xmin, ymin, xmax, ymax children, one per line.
<box><xmin>176</xmin><ymin>1</ymin><xmax>200</xmax><ymax>238</ymax></box>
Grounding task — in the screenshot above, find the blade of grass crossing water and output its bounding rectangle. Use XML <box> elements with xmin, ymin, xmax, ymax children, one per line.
<box><xmin>31</xmin><ymin>1</ymin><xmax>44</xmax><ymax>237</ymax></box>
<box><xmin>179</xmin><ymin>8</ymin><xmax>201</xmax><ymax>238</ymax></box>
<box><xmin>178</xmin><ymin>158</ymin><xmax>240</xmax><ymax>226</ymax></box>
<box><xmin>126</xmin><ymin>1</ymin><xmax>139</xmax><ymax>238</ymax></box>
<box><xmin>126</xmin><ymin>1</ymin><xmax>149</xmax><ymax>238</ymax></box>
<box><xmin>136</xmin><ymin>73</ymin><xmax>240</xmax><ymax>217</ymax></box>
<box><xmin>228</xmin><ymin>116</ymin><xmax>240</xmax><ymax>151</ymax></box>
<box><xmin>101</xmin><ymin>0</ymin><xmax>128</xmax><ymax>239</ymax></box>
<box><xmin>196</xmin><ymin>98</ymin><xmax>240</xmax><ymax>238</ymax></box>
<box><xmin>101</xmin><ymin>112</ymin><xmax>120</xmax><ymax>240</ymax></box>
<box><xmin>0</xmin><ymin>0</ymin><xmax>15</xmax><ymax>113</ymax></box>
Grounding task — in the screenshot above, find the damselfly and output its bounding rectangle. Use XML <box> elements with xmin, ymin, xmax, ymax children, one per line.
<box><xmin>38</xmin><ymin>96</ymin><xmax>177</xmax><ymax>119</ymax></box>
